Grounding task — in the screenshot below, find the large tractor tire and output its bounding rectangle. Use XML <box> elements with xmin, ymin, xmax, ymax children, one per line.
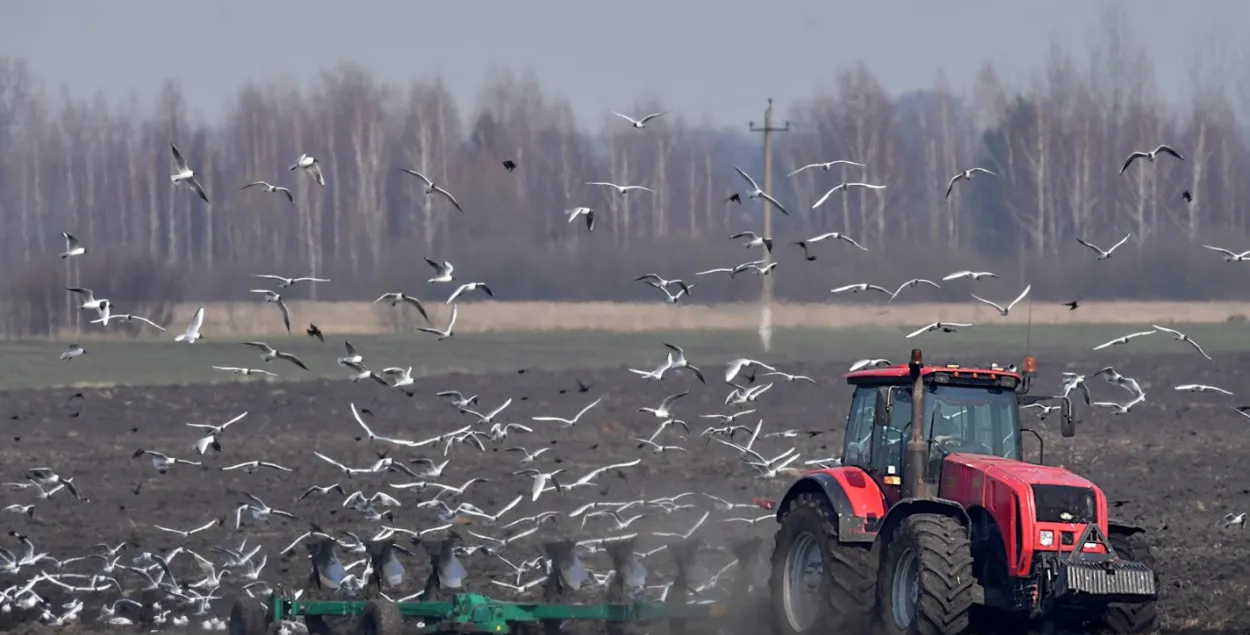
<box><xmin>228</xmin><ymin>597</ymin><xmax>268</xmax><ymax>635</ymax></box>
<box><xmin>1100</xmin><ymin>532</ymin><xmax>1158</xmax><ymax>634</ymax></box>
<box><xmin>355</xmin><ymin>600</ymin><xmax>402</xmax><ymax>635</ymax></box>
<box><xmin>878</xmin><ymin>514</ymin><xmax>976</xmax><ymax>635</ymax></box>
<box><xmin>769</xmin><ymin>493</ymin><xmax>876</xmax><ymax>635</ymax></box>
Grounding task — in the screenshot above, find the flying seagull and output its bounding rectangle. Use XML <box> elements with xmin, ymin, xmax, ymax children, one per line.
<box><xmin>787</xmin><ymin>160</ymin><xmax>865</xmax><ymax>177</ymax></box>
<box><xmin>60</xmin><ymin>344</ymin><xmax>86</xmax><ymax>361</ymax></box>
<box><xmin>565</xmin><ymin>207</ymin><xmax>595</xmax><ymax>232</ymax></box>
<box><xmin>793</xmin><ymin>232</ymin><xmax>867</xmax><ymax>260</ymax></box>
<box><xmin>425</xmin><ymin>259</ymin><xmax>456</xmax><ymax>283</ymax></box>
<box><xmin>610</xmin><ymin>111</ymin><xmax>669</xmax><ymax>129</ymax></box>
<box><xmin>241</xmin><ymin>342</ymin><xmax>309</xmax><ymax>370</ymax></box>
<box><xmin>416</xmin><ymin>304</ymin><xmax>458</xmax><ymax>340</ymax></box>
<box><xmin>1152</xmin><ymin>324</ymin><xmax>1212</xmax><ymax>360</ymax></box>
<box><xmin>240</xmin><ymin>181</ymin><xmax>294</xmax><ymax>204</ymax></box>
<box><xmin>812</xmin><ymin>182</ymin><xmax>886</xmax><ymax>209</ymax></box>
<box><xmin>970</xmin><ymin>285</ymin><xmax>1031</xmax><ymax>317</ymax></box>
<box><xmin>942</xmin><ymin>270</ymin><xmax>997</xmax><ymax>281</ymax></box>
<box><xmin>1120</xmin><ymin>145</ymin><xmax>1183</xmax><ymax>174</ymax></box>
<box><xmin>1202</xmin><ymin>245</ymin><xmax>1250</xmax><ymax>262</ymax></box>
<box><xmin>1092</xmin><ymin>329</ymin><xmax>1157</xmax><ymax>351</ymax></box>
<box><xmin>251</xmin><ymin>274</ymin><xmax>329</xmax><ymax>289</ymax></box>
<box><xmin>447</xmin><ymin>282</ymin><xmax>493</xmax><ymax>304</ymax></box>
<box><xmin>889</xmin><ymin>279</ymin><xmax>942</xmax><ymax>302</ymax></box>
<box><xmin>170</xmin><ymin>144</ymin><xmax>209</xmax><ymax>203</ymax></box>
<box><xmin>831</xmin><ymin>283</ymin><xmax>892</xmax><ymax>296</ymax></box>
<box><xmin>399</xmin><ymin>168</ymin><xmax>464</xmax><ymax>213</ymax></box>
<box><xmin>729</xmin><ymin>231</ymin><xmax>772</xmax><ymax>252</ymax></box>
<box><xmin>1076</xmin><ymin>234</ymin><xmax>1131</xmax><ymax>260</ymax></box>
<box><xmin>175</xmin><ymin>307</ymin><xmax>205</xmax><ymax>343</ymax></box>
<box><xmin>944</xmin><ymin>167</ymin><xmax>996</xmax><ymax>201</ymax></box>
<box><xmin>60</xmin><ymin>232</ymin><xmax>85</xmax><ymax>259</ymax></box>
<box><xmin>732</xmin><ymin>166</ymin><xmax>789</xmax><ymax>216</ymax></box>
<box><xmin>587</xmin><ymin>182</ymin><xmax>655</xmax><ymax>195</ymax></box>
<box><xmin>249</xmin><ymin>289</ymin><xmax>293</xmax><ymax>335</ymax></box>
<box><xmin>290</xmin><ymin>153</ymin><xmax>325</xmax><ymax>185</ymax></box>
<box><xmin>373</xmin><ymin>292</ymin><xmax>430</xmax><ymax>322</ymax></box>
<box><xmin>906</xmin><ymin>322</ymin><xmax>972</xmax><ymax>338</ymax></box>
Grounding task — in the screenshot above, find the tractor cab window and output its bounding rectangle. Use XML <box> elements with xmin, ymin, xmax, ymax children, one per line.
<box><xmin>843</xmin><ymin>386</ymin><xmax>877</xmax><ymax>467</ymax></box>
<box><xmin>883</xmin><ymin>384</ymin><xmax>1020</xmax><ymax>462</ymax></box>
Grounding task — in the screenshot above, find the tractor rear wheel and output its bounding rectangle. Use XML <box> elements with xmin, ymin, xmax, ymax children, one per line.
<box><xmin>769</xmin><ymin>493</ymin><xmax>876</xmax><ymax>635</ymax></box>
<box><xmin>228</xmin><ymin>597</ymin><xmax>267</xmax><ymax>635</ymax></box>
<box><xmin>878</xmin><ymin>514</ymin><xmax>975</xmax><ymax>635</ymax></box>
<box><xmin>355</xmin><ymin>600</ymin><xmax>402</xmax><ymax>635</ymax></box>
<box><xmin>1100</xmin><ymin>532</ymin><xmax>1157</xmax><ymax>634</ymax></box>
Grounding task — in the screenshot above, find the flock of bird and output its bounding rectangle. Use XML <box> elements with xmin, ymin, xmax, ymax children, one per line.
<box><xmin>8</xmin><ymin>100</ymin><xmax>1236</xmax><ymax>633</ymax></box>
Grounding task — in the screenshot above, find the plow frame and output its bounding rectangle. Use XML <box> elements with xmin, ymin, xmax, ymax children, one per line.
<box><xmin>264</xmin><ymin>592</ymin><xmax>728</xmax><ymax>633</ymax></box>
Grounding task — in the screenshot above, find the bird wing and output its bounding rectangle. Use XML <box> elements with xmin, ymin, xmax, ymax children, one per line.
<box><xmin>574</xmin><ymin>398</ymin><xmax>603</xmax><ymax>421</ymax></box>
<box><xmin>1154</xmin><ymin>144</ymin><xmax>1183</xmax><ymax>160</ymax></box>
<box><xmin>609</xmin><ymin>112</ymin><xmax>639</xmax><ymax>125</ymax></box>
<box><xmin>1203</xmin><ymin>245</ymin><xmax>1237</xmax><ymax>256</ymax></box>
<box><xmin>277</xmin><ymin>299</ymin><xmax>292</xmax><ymax>335</ymax></box>
<box><xmin>1075</xmin><ymin>238</ymin><xmax>1104</xmax><ymax>254</ymax></box>
<box><xmin>905</xmin><ymin>323</ymin><xmax>938</xmax><ymax>339</ymax></box>
<box><xmin>943</xmin><ymin>174</ymin><xmax>961</xmax><ymax>201</ymax></box>
<box><xmin>732</xmin><ymin>166</ymin><xmax>760</xmax><ymax>191</ymax></box>
<box><xmin>787</xmin><ymin>163</ymin><xmax>820</xmax><ymax>177</ymax></box>
<box><xmin>759</xmin><ymin>192</ymin><xmax>789</xmax><ymax>215</ymax></box>
<box><xmin>402</xmin><ymin>295</ymin><xmax>430</xmax><ymax>321</ymax></box>
<box><xmin>242</xmin><ymin>341</ymin><xmax>273</xmax><ymax>353</ymax></box>
<box><xmin>398</xmin><ymin>168</ymin><xmax>434</xmax><ymax>186</ymax></box>
<box><xmin>447</xmin><ymin>285</ymin><xmax>467</xmax><ymax>304</ymax></box>
<box><xmin>811</xmin><ymin>186</ymin><xmax>840</xmax><ymax>209</ymax></box>
<box><xmin>638</xmin><ymin>111</ymin><xmax>668</xmax><ymax>124</ymax></box>
<box><xmin>1150</xmin><ymin>324</ymin><xmax>1180</xmax><ymax>336</ymax></box>
<box><xmin>837</xmin><ymin>234</ymin><xmax>869</xmax><ymax>250</ymax></box>
<box><xmin>1107</xmin><ymin>234</ymin><xmax>1132</xmax><ymax>253</ymax></box>
<box><xmin>445</xmin><ymin>304</ymin><xmax>458</xmax><ymax>333</ymax></box>
<box><xmin>969</xmin><ymin>294</ymin><xmax>1005</xmax><ymax>313</ymax></box>
<box><xmin>433</xmin><ymin>186</ymin><xmax>463</xmax><ymax>213</ymax></box>
<box><xmin>1005</xmin><ymin>285</ymin><xmax>1032</xmax><ymax>312</ymax></box>
<box><xmin>279</xmin><ymin>187</ymin><xmax>294</xmax><ymax>203</ymax></box>
<box><xmin>240</xmin><ymin>181</ymin><xmax>268</xmax><ymax>190</ymax></box>
<box><xmin>1119</xmin><ymin>152</ymin><xmax>1146</xmax><ymax>174</ymax></box>
<box><xmin>187</xmin><ymin>307</ymin><xmax>204</xmax><ymax>334</ymax></box>
<box><xmin>276</xmin><ymin>352</ymin><xmax>309</xmax><ymax>370</ymax></box>
<box><xmin>309</xmin><ymin>163</ymin><xmax>325</xmax><ymax>185</ymax></box>
<box><xmin>970</xmin><ymin>167</ymin><xmax>996</xmax><ymax>176</ymax></box>
<box><xmin>63</xmin><ymin>232</ymin><xmax>79</xmax><ymax>248</ymax></box>
<box><xmin>1187</xmin><ymin>338</ymin><xmax>1212</xmax><ymax>360</ymax></box>
<box><xmin>188</xmin><ymin>177</ymin><xmax>210</xmax><ymax>203</ymax></box>
<box><xmin>170</xmin><ymin>144</ymin><xmax>189</xmax><ymax>171</ymax></box>
<box><xmin>728</xmin><ymin>231</ymin><xmax>757</xmax><ymax>240</ymax></box>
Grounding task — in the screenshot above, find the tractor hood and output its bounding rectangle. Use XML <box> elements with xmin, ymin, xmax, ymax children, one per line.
<box><xmin>944</xmin><ymin>454</ymin><xmax>1097</xmax><ymax>490</ymax></box>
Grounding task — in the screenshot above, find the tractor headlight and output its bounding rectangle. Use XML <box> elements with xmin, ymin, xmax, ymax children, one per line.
<box><xmin>1039</xmin><ymin>530</ymin><xmax>1055</xmax><ymax>547</ymax></box>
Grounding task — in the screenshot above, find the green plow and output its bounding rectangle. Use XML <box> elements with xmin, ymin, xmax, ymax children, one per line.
<box><xmin>230</xmin><ymin>592</ymin><xmax>727</xmax><ymax>634</ymax></box>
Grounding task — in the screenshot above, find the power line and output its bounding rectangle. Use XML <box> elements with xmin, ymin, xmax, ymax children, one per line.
<box><xmin>748</xmin><ymin>98</ymin><xmax>790</xmax><ymax>353</ymax></box>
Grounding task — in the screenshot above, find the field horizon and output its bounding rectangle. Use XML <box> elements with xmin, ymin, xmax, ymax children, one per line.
<box><xmin>13</xmin><ymin>299</ymin><xmax>1250</xmax><ymax>342</ymax></box>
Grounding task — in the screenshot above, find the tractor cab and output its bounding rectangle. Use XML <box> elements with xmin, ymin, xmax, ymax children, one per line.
<box><xmin>841</xmin><ymin>352</ymin><xmax>1074</xmax><ymax>505</ymax></box>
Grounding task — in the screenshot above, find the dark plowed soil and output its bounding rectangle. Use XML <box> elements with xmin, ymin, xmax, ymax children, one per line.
<box><xmin>0</xmin><ymin>352</ymin><xmax>1246</xmax><ymax>632</ymax></box>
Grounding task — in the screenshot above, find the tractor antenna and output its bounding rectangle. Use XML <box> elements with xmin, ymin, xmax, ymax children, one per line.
<box><xmin>1024</xmin><ymin>298</ymin><xmax>1034</xmax><ymax>357</ymax></box>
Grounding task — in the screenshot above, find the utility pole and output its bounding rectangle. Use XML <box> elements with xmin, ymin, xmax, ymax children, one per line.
<box><xmin>748</xmin><ymin>98</ymin><xmax>790</xmax><ymax>353</ymax></box>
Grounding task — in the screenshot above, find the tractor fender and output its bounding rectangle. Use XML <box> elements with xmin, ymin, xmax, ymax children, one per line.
<box><xmin>1107</xmin><ymin>520</ymin><xmax>1146</xmax><ymax>537</ymax></box>
<box><xmin>775</xmin><ymin>468</ymin><xmax>888</xmax><ymax>543</ymax></box>
<box><xmin>876</xmin><ymin>497</ymin><xmax>973</xmax><ymax>543</ymax></box>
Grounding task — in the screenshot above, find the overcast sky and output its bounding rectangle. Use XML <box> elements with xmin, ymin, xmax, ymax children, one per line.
<box><xmin>2</xmin><ymin>0</ymin><xmax>1244</xmax><ymax>128</ymax></box>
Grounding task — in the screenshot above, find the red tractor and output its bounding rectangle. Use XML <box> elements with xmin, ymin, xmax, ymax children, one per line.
<box><xmin>766</xmin><ymin>349</ymin><xmax>1157</xmax><ymax>635</ymax></box>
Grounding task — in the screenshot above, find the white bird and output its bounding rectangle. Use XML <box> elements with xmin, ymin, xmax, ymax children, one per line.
<box><xmin>133</xmin><ymin>449</ymin><xmax>202</xmax><ymax>474</ymax></box>
<box><xmin>249</xmin><ymin>289</ymin><xmax>293</xmax><ymax>335</ymax></box>
<box><xmin>1175</xmin><ymin>384</ymin><xmax>1232</xmax><ymax>395</ymax></box>
<box><xmin>514</xmin><ymin>469</ymin><xmax>564</xmax><ymax>502</ymax></box>
<box><xmin>447</xmin><ymin>282</ymin><xmax>493</xmax><ymax>304</ymax></box>
<box><xmin>787</xmin><ymin>160</ymin><xmax>865</xmax><ymax>177</ymax></box>
<box><xmin>399</xmin><ymin>168</ymin><xmax>463</xmax><ymax>213</ymax></box>
<box><xmin>92</xmin><ymin>312</ymin><xmax>165</xmax><ymax>330</ymax></box>
<box><xmin>729</xmin><ymin>231</ymin><xmax>773</xmax><ymax>253</ymax></box>
<box><xmin>170</xmin><ymin>144</ymin><xmax>209</xmax><ymax>203</ymax></box>
<box><xmin>1092</xmin><ymin>330</ymin><xmax>1157</xmax><ymax>351</ymax></box>
<box><xmin>531</xmin><ymin>398</ymin><xmax>603</xmax><ymax>427</ymax></box>
<box><xmin>425</xmin><ymin>259</ymin><xmax>455</xmax><ymax>283</ymax></box>
<box><xmin>505</xmin><ymin>447</ymin><xmax>550</xmax><ymax>465</ymax></box>
<box><xmin>1152</xmin><ymin>324</ymin><xmax>1212</xmax><ymax>360</ymax></box>
<box><xmin>610</xmin><ymin>111</ymin><xmax>669</xmax><ymax>129</ymax></box>
<box><xmin>222</xmin><ymin>460</ymin><xmax>293</xmax><ymax>473</ymax></box>
<box><xmin>970</xmin><ymin>285</ymin><xmax>1031</xmax><ymax>317</ymax></box>
<box><xmin>381</xmin><ymin>367</ymin><xmax>415</xmax><ymax>392</ymax></box>
<box><xmin>587</xmin><ymin>181</ymin><xmax>655</xmax><ymax>195</ymax></box>
<box><xmin>732</xmin><ymin>166</ymin><xmax>790</xmax><ymax>215</ymax></box>
<box><xmin>793</xmin><ymin>232</ymin><xmax>868</xmax><ymax>260</ymax></box>
<box><xmin>373</xmin><ymin>292</ymin><xmax>430</xmax><ymax>322</ymax></box>
<box><xmin>663</xmin><ymin>342</ymin><xmax>706</xmax><ymax>383</ymax></box>
<box><xmin>251</xmin><ymin>274</ymin><xmax>329</xmax><ymax>289</ymax></box>
<box><xmin>60</xmin><ymin>232</ymin><xmax>85</xmax><ymax>258</ymax></box>
<box><xmin>59</xmin><ymin>344</ymin><xmax>86</xmax><ymax>361</ymax></box>
<box><xmin>1221</xmin><ymin>512</ymin><xmax>1246</xmax><ymax>529</ymax></box>
<box><xmin>343</xmin><ymin>361</ymin><xmax>387</xmax><ymax>386</ymax></box>
<box><xmin>186</xmin><ymin>411</ymin><xmax>248</xmax><ymax>454</ymax></box>
<box><xmin>416</xmin><ymin>304</ymin><xmax>458</xmax><ymax>340</ymax></box>
<box><xmin>338</xmin><ymin>341</ymin><xmax>364</xmax><ymax>367</ymax></box>
<box><xmin>812</xmin><ymin>182</ymin><xmax>887</xmax><ymax>209</ymax></box>
<box><xmin>1201</xmin><ymin>245</ymin><xmax>1250</xmax><ymax>262</ymax></box>
<box><xmin>66</xmin><ymin>287</ymin><xmax>107</xmax><ymax>311</ymax></box>
<box><xmin>241</xmin><ymin>342</ymin><xmax>309</xmax><ymax>370</ymax></box>
<box><xmin>289</xmin><ymin>153</ymin><xmax>325</xmax><ymax>185</ymax></box>
<box><xmin>640</xmin><ymin>391</ymin><xmax>689</xmax><ymax>419</ymax></box>
<box><xmin>1093</xmin><ymin>393</ymin><xmax>1146</xmax><ymax>415</ymax></box>
<box><xmin>943</xmin><ymin>167</ymin><xmax>996</xmax><ymax>201</ymax></box>
<box><xmin>1076</xmin><ymin>234</ymin><xmax>1131</xmax><ymax>260</ymax></box>
<box><xmin>153</xmin><ymin>519</ymin><xmax>218</xmax><ymax>539</ymax></box>
<box><xmin>461</xmin><ymin>397</ymin><xmax>514</xmax><ymax>426</ymax></box>
<box><xmin>906</xmin><ymin>322</ymin><xmax>973</xmax><ymax>339</ymax></box>
<box><xmin>889</xmin><ymin>279</ymin><xmax>942</xmax><ymax>302</ymax></box>
<box><xmin>762</xmin><ymin>371</ymin><xmax>817</xmax><ymax>385</ymax></box>
<box><xmin>212</xmin><ymin>366</ymin><xmax>276</xmax><ymax>377</ymax></box>
<box><xmin>831</xmin><ymin>283</ymin><xmax>893</xmax><ymax>296</ymax></box>
<box><xmin>175</xmin><ymin>307</ymin><xmax>206</xmax><ymax>343</ymax></box>
<box><xmin>633</xmin><ymin>437</ymin><xmax>689</xmax><ymax>454</ymax></box>
<box><xmin>942</xmin><ymin>270</ymin><xmax>998</xmax><ymax>281</ymax></box>
<box><xmin>1094</xmin><ymin>367</ymin><xmax>1144</xmax><ymax>398</ymax></box>
<box><xmin>629</xmin><ymin>353</ymin><xmax>673</xmax><ymax>380</ymax></box>
<box><xmin>240</xmin><ymin>181</ymin><xmax>294</xmax><ymax>203</ymax></box>
<box><xmin>725</xmin><ymin>358</ymin><xmax>776</xmax><ymax>383</ymax></box>
<box><xmin>564</xmin><ymin>207</ymin><xmax>595</xmax><ymax>232</ymax></box>
<box><xmin>849</xmin><ymin>359</ymin><xmax>890</xmax><ymax>372</ymax></box>
<box><xmin>1119</xmin><ymin>144</ymin><xmax>1183</xmax><ymax>174</ymax></box>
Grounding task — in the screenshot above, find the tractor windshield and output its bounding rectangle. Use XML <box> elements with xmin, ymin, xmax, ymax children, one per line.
<box><xmin>888</xmin><ymin>384</ymin><xmax>1020</xmax><ymax>460</ymax></box>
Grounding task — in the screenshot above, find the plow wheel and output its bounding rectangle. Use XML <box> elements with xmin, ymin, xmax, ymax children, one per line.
<box><xmin>769</xmin><ymin>493</ymin><xmax>876</xmax><ymax>635</ymax></box>
<box><xmin>878</xmin><ymin>514</ymin><xmax>975</xmax><ymax>635</ymax></box>
<box><xmin>1100</xmin><ymin>532</ymin><xmax>1157</xmax><ymax>634</ymax></box>
<box><xmin>228</xmin><ymin>597</ymin><xmax>267</xmax><ymax>635</ymax></box>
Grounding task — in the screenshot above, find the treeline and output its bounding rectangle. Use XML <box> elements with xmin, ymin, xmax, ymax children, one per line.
<box><xmin>1</xmin><ymin>23</ymin><xmax>1250</xmax><ymax>335</ymax></box>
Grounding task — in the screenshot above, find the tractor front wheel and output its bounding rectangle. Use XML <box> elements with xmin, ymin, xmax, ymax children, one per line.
<box><xmin>769</xmin><ymin>493</ymin><xmax>876</xmax><ymax>635</ymax></box>
<box><xmin>1100</xmin><ymin>532</ymin><xmax>1158</xmax><ymax>634</ymax></box>
<box><xmin>878</xmin><ymin>514</ymin><xmax>976</xmax><ymax>635</ymax></box>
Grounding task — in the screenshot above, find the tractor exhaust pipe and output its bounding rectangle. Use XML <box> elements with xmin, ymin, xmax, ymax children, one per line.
<box><xmin>903</xmin><ymin>348</ymin><xmax>929</xmax><ymax>500</ymax></box>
